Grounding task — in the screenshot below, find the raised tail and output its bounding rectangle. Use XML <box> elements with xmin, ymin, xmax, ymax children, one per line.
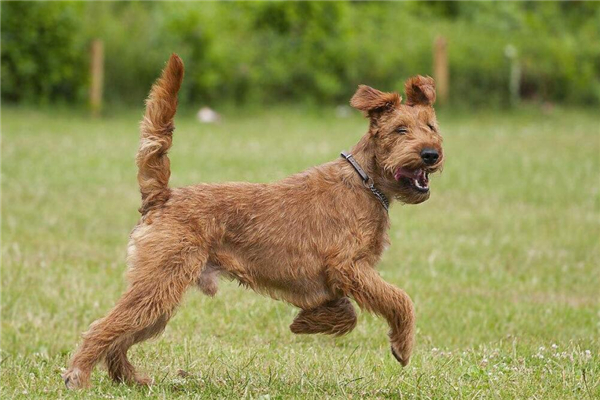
<box><xmin>137</xmin><ymin>54</ymin><xmax>184</xmax><ymax>215</ymax></box>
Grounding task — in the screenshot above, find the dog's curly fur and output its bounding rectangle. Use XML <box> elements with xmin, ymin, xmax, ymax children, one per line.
<box><xmin>63</xmin><ymin>54</ymin><xmax>444</xmax><ymax>389</ymax></box>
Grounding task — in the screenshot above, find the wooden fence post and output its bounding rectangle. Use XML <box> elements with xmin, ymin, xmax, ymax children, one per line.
<box><xmin>504</xmin><ymin>45</ymin><xmax>521</xmax><ymax>107</ymax></box>
<box><xmin>90</xmin><ymin>39</ymin><xmax>104</xmax><ymax>117</ymax></box>
<box><xmin>433</xmin><ymin>36</ymin><xmax>449</xmax><ymax>106</ymax></box>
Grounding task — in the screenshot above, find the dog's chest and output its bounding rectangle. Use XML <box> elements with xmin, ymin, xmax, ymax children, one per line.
<box><xmin>337</xmin><ymin>213</ymin><xmax>391</xmax><ymax>266</ymax></box>
<box><xmin>363</xmin><ymin>221</ymin><xmax>391</xmax><ymax>263</ymax></box>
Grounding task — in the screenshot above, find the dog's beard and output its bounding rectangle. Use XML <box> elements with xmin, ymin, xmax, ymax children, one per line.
<box><xmin>394</xmin><ymin>184</ymin><xmax>431</xmax><ymax>204</ymax></box>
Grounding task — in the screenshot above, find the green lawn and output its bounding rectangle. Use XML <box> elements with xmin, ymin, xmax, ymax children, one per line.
<box><xmin>2</xmin><ymin>106</ymin><xmax>599</xmax><ymax>399</ymax></box>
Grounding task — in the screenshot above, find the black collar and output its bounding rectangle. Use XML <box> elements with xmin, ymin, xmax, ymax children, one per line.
<box><xmin>341</xmin><ymin>151</ymin><xmax>389</xmax><ymax>212</ymax></box>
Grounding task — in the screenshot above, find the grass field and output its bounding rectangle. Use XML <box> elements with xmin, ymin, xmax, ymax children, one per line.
<box><xmin>2</xmin><ymin>106</ymin><xmax>599</xmax><ymax>398</ymax></box>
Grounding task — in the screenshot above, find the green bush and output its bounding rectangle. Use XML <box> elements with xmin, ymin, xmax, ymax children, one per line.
<box><xmin>2</xmin><ymin>1</ymin><xmax>599</xmax><ymax>108</ymax></box>
<box><xmin>1</xmin><ymin>2</ymin><xmax>87</xmax><ymax>104</ymax></box>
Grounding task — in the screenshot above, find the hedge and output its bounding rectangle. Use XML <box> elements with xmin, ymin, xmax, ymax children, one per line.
<box><xmin>2</xmin><ymin>1</ymin><xmax>599</xmax><ymax>107</ymax></box>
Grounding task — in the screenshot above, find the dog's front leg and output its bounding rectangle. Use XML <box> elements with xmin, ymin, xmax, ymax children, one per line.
<box><xmin>331</xmin><ymin>264</ymin><xmax>415</xmax><ymax>366</ymax></box>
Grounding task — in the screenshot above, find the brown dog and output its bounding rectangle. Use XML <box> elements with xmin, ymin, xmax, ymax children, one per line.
<box><xmin>63</xmin><ymin>54</ymin><xmax>444</xmax><ymax>389</ymax></box>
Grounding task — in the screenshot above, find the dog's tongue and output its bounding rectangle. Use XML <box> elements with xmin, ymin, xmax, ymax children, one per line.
<box><xmin>395</xmin><ymin>168</ymin><xmax>429</xmax><ymax>186</ymax></box>
<box><xmin>395</xmin><ymin>167</ymin><xmax>419</xmax><ymax>181</ymax></box>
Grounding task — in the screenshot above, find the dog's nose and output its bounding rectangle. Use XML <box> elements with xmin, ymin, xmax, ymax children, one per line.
<box><xmin>420</xmin><ymin>148</ymin><xmax>439</xmax><ymax>165</ymax></box>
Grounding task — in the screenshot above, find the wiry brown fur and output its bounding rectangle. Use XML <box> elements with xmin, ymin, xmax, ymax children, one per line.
<box><xmin>63</xmin><ymin>54</ymin><xmax>444</xmax><ymax>389</ymax></box>
<box><xmin>137</xmin><ymin>54</ymin><xmax>183</xmax><ymax>215</ymax></box>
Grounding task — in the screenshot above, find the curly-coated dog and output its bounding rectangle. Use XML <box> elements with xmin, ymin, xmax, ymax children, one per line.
<box><xmin>63</xmin><ymin>54</ymin><xmax>444</xmax><ymax>389</ymax></box>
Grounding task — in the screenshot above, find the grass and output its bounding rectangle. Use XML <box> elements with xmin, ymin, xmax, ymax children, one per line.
<box><xmin>1</xmin><ymin>105</ymin><xmax>599</xmax><ymax>399</ymax></box>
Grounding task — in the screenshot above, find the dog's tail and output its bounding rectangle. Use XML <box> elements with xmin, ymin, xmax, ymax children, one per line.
<box><xmin>137</xmin><ymin>54</ymin><xmax>184</xmax><ymax>215</ymax></box>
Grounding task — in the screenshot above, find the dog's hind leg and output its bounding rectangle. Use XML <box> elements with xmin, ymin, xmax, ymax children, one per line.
<box><xmin>104</xmin><ymin>313</ymin><xmax>169</xmax><ymax>385</ymax></box>
<box><xmin>290</xmin><ymin>297</ymin><xmax>357</xmax><ymax>336</ymax></box>
<box><xmin>63</xmin><ymin>243</ymin><xmax>207</xmax><ymax>389</ymax></box>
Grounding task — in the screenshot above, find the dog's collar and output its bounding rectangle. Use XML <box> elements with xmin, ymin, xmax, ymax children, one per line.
<box><xmin>340</xmin><ymin>151</ymin><xmax>389</xmax><ymax>212</ymax></box>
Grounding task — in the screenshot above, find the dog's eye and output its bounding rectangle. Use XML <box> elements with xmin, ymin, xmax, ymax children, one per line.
<box><xmin>427</xmin><ymin>123</ymin><xmax>435</xmax><ymax>131</ymax></box>
<box><xmin>396</xmin><ymin>127</ymin><xmax>408</xmax><ymax>135</ymax></box>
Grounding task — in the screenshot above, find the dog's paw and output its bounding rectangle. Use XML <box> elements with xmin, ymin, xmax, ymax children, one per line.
<box><xmin>391</xmin><ymin>345</ymin><xmax>411</xmax><ymax>367</ymax></box>
<box><xmin>62</xmin><ymin>367</ymin><xmax>89</xmax><ymax>390</ymax></box>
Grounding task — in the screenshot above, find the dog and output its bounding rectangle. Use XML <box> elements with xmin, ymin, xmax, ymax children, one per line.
<box><xmin>63</xmin><ymin>54</ymin><xmax>444</xmax><ymax>389</ymax></box>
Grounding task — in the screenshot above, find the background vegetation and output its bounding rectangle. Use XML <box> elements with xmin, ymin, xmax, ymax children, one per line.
<box><xmin>2</xmin><ymin>1</ymin><xmax>600</xmax><ymax>108</ymax></box>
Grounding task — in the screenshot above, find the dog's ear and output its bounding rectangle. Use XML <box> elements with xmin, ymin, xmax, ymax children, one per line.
<box><xmin>404</xmin><ymin>75</ymin><xmax>436</xmax><ymax>106</ymax></box>
<box><xmin>350</xmin><ymin>85</ymin><xmax>401</xmax><ymax>116</ymax></box>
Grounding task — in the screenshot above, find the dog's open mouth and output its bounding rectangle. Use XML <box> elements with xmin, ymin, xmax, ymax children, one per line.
<box><xmin>394</xmin><ymin>168</ymin><xmax>430</xmax><ymax>193</ymax></box>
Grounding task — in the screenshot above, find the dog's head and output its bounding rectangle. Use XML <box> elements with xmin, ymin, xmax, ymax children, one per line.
<box><xmin>351</xmin><ymin>76</ymin><xmax>444</xmax><ymax>204</ymax></box>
